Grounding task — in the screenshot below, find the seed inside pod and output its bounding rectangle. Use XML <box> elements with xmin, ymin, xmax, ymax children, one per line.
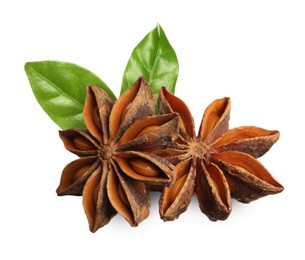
<box><xmin>118</xmin><ymin>182</ymin><xmax>129</xmax><ymax>206</ymax></box>
<box><xmin>203</xmin><ymin>116</ymin><xmax>220</xmax><ymax>140</ymax></box>
<box><xmin>129</xmin><ymin>158</ymin><xmax>160</xmax><ymax>177</ymax></box>
<box><xmin>170</xmin><ymin>174</ymin><xmax>187</xmax><ymax>203</ymax></box>
<box><xmin>73</xmin><ymin>165</ymin><xmax>91</xmax><ymax>182</ymax></box>
<box><xmin>178</xmin><ymin>117</ymin><xmax>187</xmax><ymax>132</ymax></box>
<box><xmin>93</xmin><ymin>106</ymin><xmax>102</xmax><ymax>130</ymax></box>
<box><xmin>73</xmin><ymin>137</ymin><xmax>95</xmax><ymax>151</ymax></box>
<box><xmin>137</xmin><ymin>125</ymin><xmax>159</xmax><ymax>137</ymax></box>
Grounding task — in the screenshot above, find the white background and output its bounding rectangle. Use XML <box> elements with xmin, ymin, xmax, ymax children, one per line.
<box><xmin>0</xmin><ymin>0</ymin><xmax>304</xmax><ymax>259</ymax></box>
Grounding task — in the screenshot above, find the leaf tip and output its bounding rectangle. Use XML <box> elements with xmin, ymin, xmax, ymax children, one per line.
<box><xmin>24</xmin><ymin>61</ymin><xmax>32</xmax><ymax>73</ymax></box>
<box><xmin>155</xmin><ymin>23</ymin><xmax>164</xmax><ymax>35</ymax></box>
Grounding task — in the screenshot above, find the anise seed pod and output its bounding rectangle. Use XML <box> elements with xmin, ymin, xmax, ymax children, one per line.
<box><xmin>158</xmin><ymin>87</ymin><xmax>283</xmax><ymax>221</ymax></box>
<box><xmin>57</xmin><ymin>77</ymin><xmax>179</xmax><ymax>232</ymax></box>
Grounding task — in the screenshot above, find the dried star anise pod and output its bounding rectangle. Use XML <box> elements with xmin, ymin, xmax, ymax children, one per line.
<box><xmin>157</xmin><ymin>87</ymin><xmax>284</xmax><ymax>221</ymax></box>
<box><xmin>56</xmin><ymin>77</ymin><xmax>179</xmax><ymax>232</ymax></box>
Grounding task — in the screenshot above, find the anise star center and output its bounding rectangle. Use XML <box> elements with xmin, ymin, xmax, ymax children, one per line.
<box><xmin>189</xmin><ymin>140</ymin><xmax>211</xmax><ymax>163</ymax></box>
<box><xmin>99</xmin><ymin>144</ymin><xmax>113</xmax><ymax>160</ymax></box>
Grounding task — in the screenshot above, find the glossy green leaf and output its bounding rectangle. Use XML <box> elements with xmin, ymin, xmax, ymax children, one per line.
<box><xmin>121</xmin><ymin>24</ymin><xmax>179</xmax><ymax>96</ymax></box>
<box><xmin>25</xmin><ymin>61</ymin><xmax>116</xmax><ymax>130</ymax></box>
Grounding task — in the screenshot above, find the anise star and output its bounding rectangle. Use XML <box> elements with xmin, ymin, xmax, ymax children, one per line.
<box><xmin>158</xmin><ymin>87</ymin><xmax>284</xmax><ymax>221</ymax></box>
<box><xmin>56</xmin><ymin>77</ymin><xmax>179</xmax><ymax>232</ymax></box>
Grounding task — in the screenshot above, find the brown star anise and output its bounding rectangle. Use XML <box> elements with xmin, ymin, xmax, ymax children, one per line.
<box><xmin>157</xmin><ymin>87</ymin><xmax>284</xmax><ymax>221</ymax></box>
<box><xmin>56</xmin><ymin>77</ymin><xmax>179</xmax><ymax>232</ymax></box>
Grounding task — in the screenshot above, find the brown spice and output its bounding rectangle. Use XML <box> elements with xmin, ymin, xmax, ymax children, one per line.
<box><xmin>158</xmin><ymin>87</ymin><xmax>283</xmax><ymax>221</ymax></box>
<box><xmin>56</xmin><ymin>77</ymin><xmax>179</xmax><ymax>232</ymax></box>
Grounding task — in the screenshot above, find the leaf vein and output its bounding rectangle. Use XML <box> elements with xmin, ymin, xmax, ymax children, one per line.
<box><xmin>28</xmin><ymin>65</ymin><xmax>83</xmax><ymax>108</ymax></box>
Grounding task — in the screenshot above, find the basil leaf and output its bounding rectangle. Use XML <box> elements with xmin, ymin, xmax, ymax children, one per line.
<box><xmin>121</xmin><ymin>24</ymin><xmax>179</xmax><ymax>96</ymax></box>
<box><xmin>25</xmin><ymin>61</ymin><xmax>116</xmax><ymax>130</ymax></box>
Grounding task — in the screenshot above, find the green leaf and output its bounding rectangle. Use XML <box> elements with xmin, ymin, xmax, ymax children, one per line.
<box><xmin>121</xmin><ymin>24</ymin><xmax>179</xmax><ymax>96</ymax></box>
<box><xmin>24</xmin><ymin>61</ymin><xmax>116</xmax><ymax>130</ymax></box>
